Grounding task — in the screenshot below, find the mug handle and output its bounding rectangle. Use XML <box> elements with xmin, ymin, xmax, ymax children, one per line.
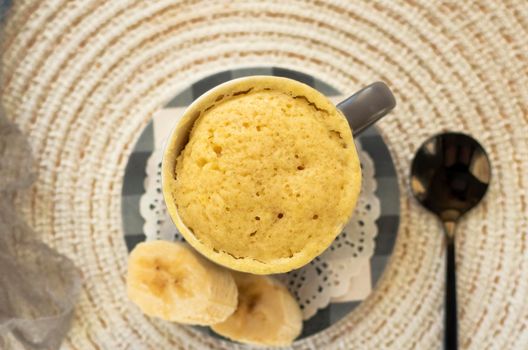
<box><xmin>337</xmin><ymin>81</ymin><xmax>396</xmax><ymax>136</ymax></box>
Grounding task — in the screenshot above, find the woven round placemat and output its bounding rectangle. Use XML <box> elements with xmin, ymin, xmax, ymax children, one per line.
<box><xmin>1</xmin><ymin>1</ymin><xmax>527</xmax><ymax>349</ymax></box>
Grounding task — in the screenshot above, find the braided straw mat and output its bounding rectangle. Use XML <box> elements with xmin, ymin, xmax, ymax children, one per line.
<box><xmin>2</xmin><ymin>1</ymin><xmax>528</xmax><ymax>349</ymax></box>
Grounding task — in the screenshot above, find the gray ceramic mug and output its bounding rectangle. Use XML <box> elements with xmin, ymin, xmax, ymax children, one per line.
<box><xmin>161</xmin><ymin>77</ymin><xmax>396</xmax><ymax>274</ymax></box>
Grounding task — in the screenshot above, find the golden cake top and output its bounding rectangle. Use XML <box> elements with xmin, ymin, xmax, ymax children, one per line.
<box><xmin>164</xmin><ymin>76</ymin><xmax>361</xmax><ymax>274</ymax></box>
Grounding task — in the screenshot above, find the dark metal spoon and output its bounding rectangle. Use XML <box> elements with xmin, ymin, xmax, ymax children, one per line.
<box><xmin>410</xmin><ymin>132</ymin><xmax>491</xmax><ymax>350</ymax></box>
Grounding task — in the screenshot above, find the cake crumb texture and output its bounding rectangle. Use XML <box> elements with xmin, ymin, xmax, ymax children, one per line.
<box><xmin>173</xmin><ymin>89</ymin><xmax>361</xmax><ymax>263</ymax></box>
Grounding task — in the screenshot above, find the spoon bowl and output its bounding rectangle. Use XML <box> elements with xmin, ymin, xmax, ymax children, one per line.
<box><xmin>410</xmin><ymin>132</ymin><xmax>491</xmax><ymax>350</ymax></box>
<box><xmin>410</xmin><ymin>132</ymin><xmax>491</xmax><ymax>235</ymax></box>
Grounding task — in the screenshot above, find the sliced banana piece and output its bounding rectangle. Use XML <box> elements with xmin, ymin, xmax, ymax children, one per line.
<box><xmin>127</xmin><ymin>240</ymin><xmax>238</xmax><ymax>325</ymax></box>
<box><xmin>211</xmin><ymin>273</ymin><xmax>302</xmax><ymax>346</ymax></box>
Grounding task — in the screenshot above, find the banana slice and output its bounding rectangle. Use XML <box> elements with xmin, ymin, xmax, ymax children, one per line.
<box><xmin>211</xmin><ymin>273</ymin><xmax>303</xmax><ymax>346</ymax></box>
<box><xmin>127</xmin><ymin>240</ymin><xmax>238</xmax><ymax>325</ymax></box>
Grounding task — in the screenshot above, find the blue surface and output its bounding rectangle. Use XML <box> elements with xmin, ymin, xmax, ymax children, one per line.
<box><xmin>1</xmin><ymin>0</ymin><xmax>11</xmax><ymax>23</ymax></box>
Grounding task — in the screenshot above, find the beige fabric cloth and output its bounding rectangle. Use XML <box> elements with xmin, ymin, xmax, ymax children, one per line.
<box><xmin>1</xmin><ymin>1</ymin><xmax>527</xmax><ymax>349</ymax></box>
<box><xmin>0</xmin><ymin>112</ymin><xmax>81</xmax><ymax>350</ymax></box>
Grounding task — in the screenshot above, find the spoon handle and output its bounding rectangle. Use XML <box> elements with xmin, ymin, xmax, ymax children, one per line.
<box><xmin>445</xmin><ymin>237</ymin><xmax>458</xmax><ymax>350</ymax></box>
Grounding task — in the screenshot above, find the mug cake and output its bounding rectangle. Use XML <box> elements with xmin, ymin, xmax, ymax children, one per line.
<box><xmin>162</xmin><ymin>76</ymin><xmax>361</xmax><ymax>274</ymax></box>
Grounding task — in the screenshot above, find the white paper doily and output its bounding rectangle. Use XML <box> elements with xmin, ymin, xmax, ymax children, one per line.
<box><xmin>140</xmin><ymin>141</ymin><xmax>379</xmax><ymax>320</ymax></box>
